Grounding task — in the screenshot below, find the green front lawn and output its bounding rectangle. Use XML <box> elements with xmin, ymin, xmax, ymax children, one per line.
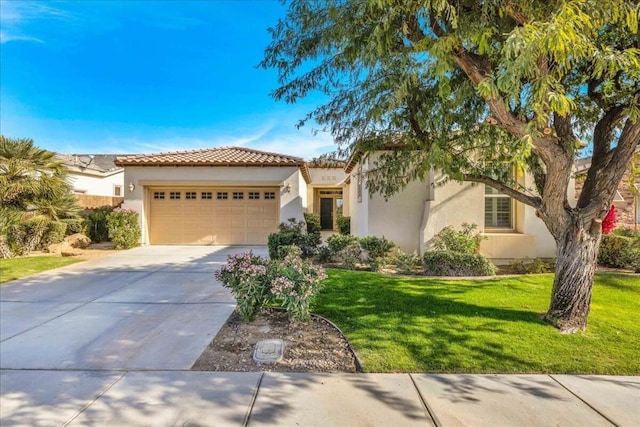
<box><xmin>312</xmin><ymin>270</ymin><xmax>640</xmax><ymax>374</ymax></box>
<box><xmin>0</xmin><ymin>256</ymin><xmax>82</xmax><ymax>284</ymax></box>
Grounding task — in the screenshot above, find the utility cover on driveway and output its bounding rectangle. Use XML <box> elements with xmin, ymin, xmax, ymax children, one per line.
<box><xmin>253</xmin><ymin>339</ymin><xmax>284</xmax><ymax>364</ymax></box>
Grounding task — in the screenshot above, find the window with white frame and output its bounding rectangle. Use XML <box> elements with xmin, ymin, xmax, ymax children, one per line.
<box><xmin>484</xmin><ymin>186</ymin><xmax>513</xmax><ymax>229</ymax></box>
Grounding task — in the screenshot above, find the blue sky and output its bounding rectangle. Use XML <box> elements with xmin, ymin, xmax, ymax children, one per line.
<box><xmin>0</xmin><ymin>0</ymin><xmax>334</xmax><ymax>159</ymax></box>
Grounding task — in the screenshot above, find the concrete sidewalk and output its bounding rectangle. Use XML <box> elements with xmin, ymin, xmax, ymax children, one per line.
<box><xmin>1</xmin><ymin>371</ymin><xmax>637</xmax><ymax>426</ymax></box>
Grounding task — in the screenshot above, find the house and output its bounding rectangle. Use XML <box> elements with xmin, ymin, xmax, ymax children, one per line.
<box><xmin>57</xmin><ymin>154</ymin><xmax>125</xmax><ymax>208</ymax></box>
<box><xmin>575</xmin><ymin>152</ymin><xmax>639</xmax><ymax>228</ymax></box>
<box><xmin>116</xmin><ymin>146</ymin><xmax>560</xmax><ymax>262</ymax></box>
<box><xmin>344</xmin><ymin>150</ymin><xmax>559</xmax><ymax>262</ymax></box>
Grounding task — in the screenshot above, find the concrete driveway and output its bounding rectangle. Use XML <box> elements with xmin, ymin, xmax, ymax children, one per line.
<box><xmin>0</xmin><ymin>245</ymin><xmax>265</xmax><ymax>370</ymax></box>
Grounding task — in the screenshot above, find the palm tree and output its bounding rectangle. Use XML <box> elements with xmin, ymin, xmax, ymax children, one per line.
<box><xmin>0</xmin><ymin>136</ymin><xmax>81</xmax><ymax>257</ymax></box>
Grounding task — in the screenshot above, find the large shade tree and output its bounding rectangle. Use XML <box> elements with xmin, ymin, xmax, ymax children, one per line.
<box><xmin>261</xmin><ymin>1</ymin><xmax>640</xmax><ymax>332</ymax></box>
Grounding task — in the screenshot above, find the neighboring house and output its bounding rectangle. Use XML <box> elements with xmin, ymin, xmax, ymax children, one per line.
<box><xmin>575</xmin><ymin>152</ymin><xmax>640</xmax><ymax>228</ymax></box>
<box><xmin>344</xmin><ymin>150</ymin><xmax>559</xmax><ymax>262</ymax></box>
<box><xmin>57</xmin><ymin>154</ymin><xmax>125</xmax><ymax>208</ymax></box>
<box><xmin>116</xmin><ymin>145</ymin><xmax>562</xmax><ymax>262</ymax></box>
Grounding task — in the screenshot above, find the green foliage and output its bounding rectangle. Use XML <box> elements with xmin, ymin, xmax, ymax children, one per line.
<box><xmin>0</xmin><ymin>136</ymin><xmax>81</xmax><ymax>220</ymax></box>
<box><xmin>85</xmin><ymin>206</ymin><xmax>114</xmax><ymax>243</ymax></box>
<box><xmin>16</xmin><ymin>215</ymin><xmax>49</xmax><ymax>255</ymax></box>
<box><xmin>61</xmin><ymin>218</ymin><xmax>87</xmax><ymax>236</ymax></box>
<box><xmin>423</xmin><ymin>251</ymin><xmax>496</xmax><ymax>276</ymax></box>
<box><xmin>337</xmin><ymin>215</ymin><xmax>351</xmax><ymax>235</ymax></box>
<box><xmin>430</xmin><ymin>223</ymin><xmax>484</xmax><ymax>254</ymax></box>
<box><xmin>40</xmin><ymin>221</ymin><xmax>68</xmax><ymax>248</ymax></box>
<box><xmin>326</xmin><ymin>233</ymin><xmax>358</xmax><ymax>254</ymax></box>
<box><xmin>268</xmin><ymin>218</ymin><xmax>321</xmax><ymax>259</ymax></box>
<box><xmin>387</xmin><ymin>249</ymin><xmax>423</xmax><ymax>274</ymax></box>
<box><xmin>509</xmin><ymin>258</ymin><xmax>556</xmax><ymax>275</ymax></box>
<box><xmin>106</xmin><ymin>208</ymin><xmax>140</xmax><ymax>250</ymax></box>
<box><xmin>359</xmin><ymin>236</ymin><xmax>395</xmax><ymax>271</ymax></box>
<box><xmin>270</xmin><ymin>246</ymin><xmax>328</xmax><ymax>321</ymax></box>
<box><xmin>215</xmin><ymin>248</ymin><xmax>327</xmax><ymax>322</ymax></box>
<box><xmin>598</xmin><ymin>228</ymin><xmax>640</xmax><ymax>270</ymax></box>
<box><xmin>304</xmin><ymin>212</ymin><xmax>321</xmax><ymax>235</ymax></box>
<box><xmin>340</xmin><ymin>241</ymin><xmax>364</xmax><ymax>271</ymax></box>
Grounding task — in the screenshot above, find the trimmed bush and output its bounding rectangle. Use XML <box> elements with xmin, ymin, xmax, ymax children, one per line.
<box><xmin>304</xmin><ymin>212</ymin><xmax>321</xmax><ymax>235</ymax></box>
<box><xmin>40</xmin><ymin>221</ymin><xmax>68</xmax><ymax>249</ymax></box>
<box><xmin>62</xmin><ymin>218</ymin><xmax>87</xmax><ymax>236</ymax></box>
<box><xmin>359</xmin><ymin>236</ymin><xmax>395</xmax><ymax>271</ymax></box>
<box><xmin>338</xmin><ymin>241</ymin><xmax>364</xmax><ymax>270</ymax></box>
<box><xmin>106</xmin><ymin>208</ymin><xmax>140</xmax><ymax>250</ymax></box>
<box><xmin>337</xmin><ymin>215</ymin><xmax>351</xmax><ymax>235</ymax></box>
<box><xmin>509</xmin><ymin>258</ymin><xmax>555</xmax><ymax>274</ymax></box>
<box><xmin>267</xmin><ymin>218</ymin><xmax>320</xmax><ymax>259</ymax></box>
<box><xmin>430</xmin><ymin>223</ymin><xmax>484</xmax><ymax>254</ymax></box>
<box><xmin>19</xmin><ymin>216</ymin><xmax>49</xmax><ymax>255</ymax></box>
<box><xmin>598</xmin><ymin>228</ymin><xmax>640</xmax><ymax>270</ymax></box>
<box><xmin>388</xmin><ymin>249</ymin><xmax>422</xmax><ymax>274</ymax></box>
<box><xmin>327</xmin><ymin>233</ymin><xmax>358</xmax><ymax>254</ymax></box>
<box><xmin>423</xmin><ymin>251</ymin><xmax>496</xmax><ymax>276</ymax></box>
<box><xmin>85</xmin><ymin>206</ymin><xmax>114</xmax><ymax>243</ymax></box>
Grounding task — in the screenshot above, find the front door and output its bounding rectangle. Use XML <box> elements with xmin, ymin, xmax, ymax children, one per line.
<box><xmin>320</xmin><ymin>197</ymin><xmax>334</xmax><ymax>230</ymax></box>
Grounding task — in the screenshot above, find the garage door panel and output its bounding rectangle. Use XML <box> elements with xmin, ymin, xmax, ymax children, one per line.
<box><xmin>149</xmin><ymin>187</ymin><xmax>279</xmax><ymax>245</ymax></box>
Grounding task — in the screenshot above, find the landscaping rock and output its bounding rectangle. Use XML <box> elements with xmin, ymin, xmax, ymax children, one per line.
<box><xmin>61</xmin><ymin>249</ymin><xmax>82</xmax><ymax>257</ymax></box>
<box><xmin>64</xmin><ymin>233</ymin><xmax>91</xmax><ymax>249</ymax></box>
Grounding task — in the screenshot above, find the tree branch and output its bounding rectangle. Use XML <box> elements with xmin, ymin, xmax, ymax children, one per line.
<box><xmin>463</xmin><ymin>174</ymin><xmax>542</xmax><ymax>209</ymax></box>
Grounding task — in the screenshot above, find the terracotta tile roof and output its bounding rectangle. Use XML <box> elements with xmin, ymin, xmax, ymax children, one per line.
<box><xmin>115</xmin><ymin>147</ymin><xmax>305</xmax><ymax>167</ymax></box>
<box><xmin>115</xmin><ymin>147</ymin><xmax>311</xmax><ymax>182</ymax></box>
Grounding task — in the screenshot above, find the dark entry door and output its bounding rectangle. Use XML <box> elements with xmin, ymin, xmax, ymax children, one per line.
<box><xmin>320</xmin><ymin>198</ymin><xmax>334</xmax><ymax>230</ymax></box>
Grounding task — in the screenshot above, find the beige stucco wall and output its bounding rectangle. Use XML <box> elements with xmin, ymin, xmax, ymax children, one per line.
<box><xmin>348</xmin><ymin>165</ymin><xmax>368</xmax><ymax>237</ymax></box>
<box><xmin>121</xmin><ymin>165</ymin><xmax>304</xmax><ymax>244</ymax></box>
<box><xmin>69</xmin><ymin>171</ymin><xmax>124</xmax><ymax>197</ymax></box>
<box><xmin>305</xmin><ymin>167</ymin><xmax>349</xmax><ymax>215</ymax></box>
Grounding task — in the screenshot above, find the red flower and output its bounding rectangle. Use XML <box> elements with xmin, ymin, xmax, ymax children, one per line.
<box><xmin>602</xmin><ymin>205</ymin><xmax>617</xmax><ymax>234</ymax></box>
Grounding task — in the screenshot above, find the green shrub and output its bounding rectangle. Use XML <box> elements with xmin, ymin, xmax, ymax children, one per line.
<box><xmin>304</xmin><ymin>212</ymin><xmax>321</xmax><ymax>235</ymax></box>
<box><xmin>215</xmin><ymin>251</ymin><xmax>271</xmax><ymax>321</ymax></box>
<box><xmin>388</xmin><ymin>249</ymin><xmax>422</xmax><ymax>274</ymax></box>
<box><xmin>598</xmin><ymin>228</ymin><xmax>640</xmax><ymax>270</ymax></box>
<box><xmin>61</xmin><ymin>218</ymin><xmax>87</xmax><ymax>235</ymax></box>
<box><xmin>270</xmin><ymin>246</ymin><xmax>327</xmax><ymax>321</ymax></box>
<box><xmin>316</xmin><ymin>246</ymin><xmax>332</xmax><ymax>263</ymax></box>
<box><xmin>85</xmin><ymin>206</ymin><xmax>114</xmax><ymax>243</ymax></box>
<box><xmin>337</xmin><ymin>215</ymin><xmax>351</xmax><ymax>235</ymax></box>
<box><xmin>16</xmin><ymin>216</ymin><xmax>50</xmax><ymax>255</ymax></box>
<box><xmin>430</xmin><ymin>223</ymin><xmax>484</xmax><ymax>254</ymax></box>
<box><xmin>509</xmin><ymin>258</ymin><xmax>556</xmax><ymax>274</ymax></box>
<box><xmin>359</xmin><ymin>236</ymin><xmax>395</xmax><ymax>271</ymax></box>
<box><xmin>267</xmin><ymin>218</ymin><xmax>320</xmax><ymax>259</ymax></box>
<box><xmin>106</xmin><ymin>208</ymin><xmax>140</xmax><ymax>250</ymax></box>
<box><xmin>327</xmin><ymin>233</ymin><xmax>358</xmax><ymax>254</ymax></box>
<box><xmin>339</xmin><ymin>241</ymin><xmax>363</xmax><ymax>270</ymax></box>
<box><xmin>423</xmin><ymin>251</ymin><xmax>496</xmax><ymax>276</ymax></box>
<box><xmin>40</xmin><ymin>221</ymin><xmax>68</xmax><ymax>248</ymax></box>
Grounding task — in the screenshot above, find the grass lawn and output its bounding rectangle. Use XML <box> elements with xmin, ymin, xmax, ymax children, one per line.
<box><xmin>311</xmin><ymin>270</ymin><xmax>640</xmax><ymax>374</ymax></box>
<box><xmin>0</xmin><ymin>256</ymin><xmax>82</xmax><ymax>284</ymax></box>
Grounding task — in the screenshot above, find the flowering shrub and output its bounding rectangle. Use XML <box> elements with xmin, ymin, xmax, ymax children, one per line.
<box><xmin>215</xmin><ymin>247</ymin><xmax>327</xmax><ymax>322</ymax></box>
<box><xmin>602</xmin><ymin>205</ymin><xmax>617</xmax><ymax>234</ymax></box>
<box><xmin>106</xmin><ymin>208</ymin><xmax>141</xmax><ymax>249</ymax></box>
<box><xmin>215</xmin><ymin>251</ymin><xmax>271</xmax><ymax>321</ymax></box>
<box><xmin>270</xmin><ymin>246</ymin><xmax>327</xmax><ymax>321</ymax></box>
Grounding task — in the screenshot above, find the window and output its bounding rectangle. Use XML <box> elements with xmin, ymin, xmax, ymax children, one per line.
<box><xmin>233</xmin><ymin>192</ymin><xmax>244</xmax><ymax>200</ymax></box>
<box><xmin>201</xmin><ymin>192</ymin><xmax>212</xmax><ymax>200</ymax></box>
<box><xmin>484</xmin><ymin>186</ymin><xmax>513</xmax><ymax>229</ymax></box>
<box><xmin>153</xmin><ymin>192</ymin><xmax>165</xmax><ymax>200</ymax></box>
<box><xmin>114</xmin><ymin>185</ymin><xmax>122</xmax><ymax>196</ymax></box>
<box><xmin>185</xmin><ymin>191</ymin><xmax>197</xmax><ymax>200</ymax></box>
<box><xmin>264</xmin><ymin>192</ymin><xmax>276</xmax><ymax>200</ymax></box>
<box><xmin>217</xmin><ymin>192</ymin><xmax>228</xmax><ymax>200</ymax></box>
<box><xmin>248</xmin><ymin>191</ymin><xmax>260</xmax><ymax>200</ymax></box>
<box><xmin>169</xmin><ymin>191</ymin><xmax>181</xmax><ymax>200</ymax></box>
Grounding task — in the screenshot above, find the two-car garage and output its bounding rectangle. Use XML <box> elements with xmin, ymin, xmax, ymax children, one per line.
<box><xmin>148</xmin><ymin>186</ymin><xmax>280</xmax><ymax>245</ymax></box>
<box><xmin>114</xmin><ymin>147</ymin><xmax>310</xmax><ymax>246</ymax></box>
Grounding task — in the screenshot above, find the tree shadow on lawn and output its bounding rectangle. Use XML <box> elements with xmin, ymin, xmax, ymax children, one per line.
<box><xmin>313</xmin><ymin>273</ymin><xmax>550</xmax><ymax>372</ymax></box>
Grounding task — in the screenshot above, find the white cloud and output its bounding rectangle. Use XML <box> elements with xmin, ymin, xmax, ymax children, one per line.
<box><xmin>0</xmin><ymin>1</ymin><xmax>73</xmax><ymax>44</ymax></box>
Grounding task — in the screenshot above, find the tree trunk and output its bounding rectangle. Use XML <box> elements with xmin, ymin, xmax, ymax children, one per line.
<box><xmin>544</xmin><ymin>220</ymin><xmax>601</xmax><ymax>333</ymax></box>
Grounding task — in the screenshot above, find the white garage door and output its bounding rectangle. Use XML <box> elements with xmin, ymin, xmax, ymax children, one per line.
<box><xmin>149</xmin><ymin>187</ymin><xmax>279</xmax><ymax>245</ymax></box>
